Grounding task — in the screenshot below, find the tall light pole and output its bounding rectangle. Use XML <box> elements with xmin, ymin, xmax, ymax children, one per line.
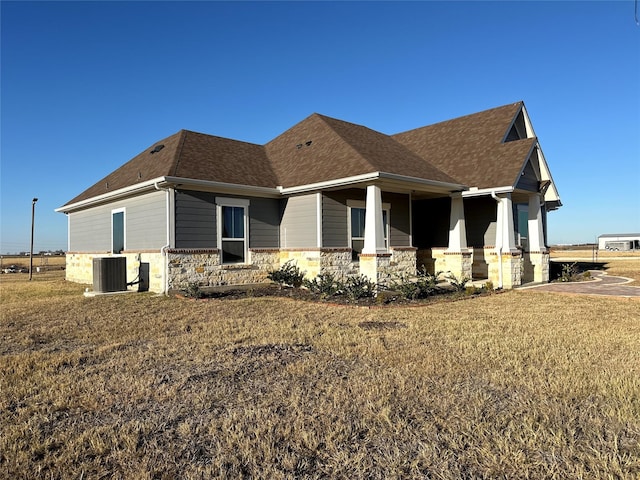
<box><xmin>29</xmin><ymin>198</ymin><xmax>38</xmax><ymax>281</ymax></box>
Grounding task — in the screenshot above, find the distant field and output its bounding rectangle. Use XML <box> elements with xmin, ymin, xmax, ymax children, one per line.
<box><xmin>0</xmin><ymin>254</ymin><xmax>66</xmax><ymax>271</ymax></box>
<box><xmin>550</xmin><ymin>248</ymin><xmax>640</xmax><ymax>283</ymax></box>
<box><xmin>1</xmin><ymin>270</ymin><xmax>639</xmax><ymax>478</ymax></box>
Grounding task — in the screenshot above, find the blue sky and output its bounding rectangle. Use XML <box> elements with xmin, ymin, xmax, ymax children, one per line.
<box><xmin>1</xmin><ymin>1</ymin><xmax>638</xmax><ymax>253</ymax></box>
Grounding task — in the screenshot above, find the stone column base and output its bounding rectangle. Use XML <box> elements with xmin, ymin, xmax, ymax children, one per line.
<box><xmin>487</xmin><ymin>250</ymin><xmax>522</xmax><ymax>289</ymax></box>
<box><xmin>524</xmin><ymin>251</ymin><xmax>550</xmax><ymax>283</ymax></box>
<box><xmin>359</xmin><ymin>253</ymin><xmax>392</xmax><ymax>286</ymax></box>
<box><xmin>443</xmin><ymin>250</ymin><xmax>473</xmax><ymax>281</ymax></box>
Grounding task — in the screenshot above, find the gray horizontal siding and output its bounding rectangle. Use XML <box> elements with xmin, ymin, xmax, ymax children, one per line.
<box><xmin>249</xmin><ymin>198</ymin><xmax>280</xmax><ymax>248</ymax></box>
<box><xmin>322</xmin><ymin>192</ymin><xmax>350</xmax><ymax>248</ymax></box>
<box><xmin>69</xmin><ymin>209</ymin><xmax>111</xmax><ymax>251</ymax></box>
<box><xmin>175</xmin><ymin>191</ymin><xmax>216</xmax><ymax>248</ymax></box>
<box><xmin>69</xmin><ymin>190</ymin><xmax>167</xmax><ymax>252</ymax></box>
<box><xmin>280</xmin><ymin>194</ymin><xmax>318</xmax><ymax>248</ymax></box>
<box><xmin>383</xmin><ymin>192</ymin><xmax>411</xmax><ymax>247</ymax></box>
<box><xmin>323</xmin><ymin>190</ymin><xmax>410</xmax><ymax>248</ymax></box>
<box><xmin>175</xmin><ymin>191</ymin><xmax>280</xmax><ymax>249</ymax></box>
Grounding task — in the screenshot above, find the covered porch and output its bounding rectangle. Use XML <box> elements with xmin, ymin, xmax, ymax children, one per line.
<box><xmin>349</xmin><ymin>180</ymin><xmax>551</xmax><ymax>289</ymax></box>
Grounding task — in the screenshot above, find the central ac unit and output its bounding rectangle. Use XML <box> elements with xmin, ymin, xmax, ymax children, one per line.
<box><xmin>93</xmin><ymin>257</ymin><xmax>127</xmax><ymax>293</ymax></box>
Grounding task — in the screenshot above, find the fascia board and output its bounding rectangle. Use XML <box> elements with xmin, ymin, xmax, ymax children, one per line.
<box><xmin>461</xmin><ymin>186</ymin><xmax>514</xmax><ymax>198</ymax></box>
<box><xmin>279</xmin><ymin>171</ymin><xmax>465</xmax><ymax>195</ymax></box>
<box><xmin>163</xmin><ymin>176</ymin><xmax>281</xmax><ymax>198</ymax></box>
<box><xmin>56</xmin><ymin>176</ymin><xmax>283</xmax><ymax>213</ymax></box>
<box><xmin>55</xmin><ymin>177</ymin><xmax>167</xmax><ymax>213</ymax></box>
<box><xmin>278</xmin><ymin>172</ymin><xmax>381</xmax><ymax>194</ymax></box>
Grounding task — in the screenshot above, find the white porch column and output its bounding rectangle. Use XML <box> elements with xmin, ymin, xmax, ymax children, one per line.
<box><xmin>447</xmin><ymin>195</ymin><xmax>468</xmax><ymax>252</ymax></box>
<box><xmin>495</xmin><ymin>193</ymin><xmax>517</xmax><ymax>252</ymax></box>
<box><xmin>527</xmin><ymin>193</ymin><xmax>545</xmax><ymax>252</ymax></box>
<box><xmin>362</xmin><ymin>184</ymin><xmax>387</xmax><ymax>254</ymax></box>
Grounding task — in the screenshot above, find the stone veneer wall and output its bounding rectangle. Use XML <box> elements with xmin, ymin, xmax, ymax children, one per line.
<box><xmin>66</xmin><ymin>246</ymin><xmax>431</xmax><ymax>294</ymax></box>
<box><xmin>389</xmin><ymin>247</ymin><xmax>418</xmax><ymax>278</ymax></box>
<box><xmin>166</xmin><ymin>248</ymin><xmax>281</xmax><ymax>291</ymax></box>
<box><xmin>66</xmin><ymin>251</ymin><xmax>165</xmax><ymax>293</ymax></box>
<box><xmin>167</xmin><ymin>248</ymin><xmax>362</xmax><ymax>291</ymax></box>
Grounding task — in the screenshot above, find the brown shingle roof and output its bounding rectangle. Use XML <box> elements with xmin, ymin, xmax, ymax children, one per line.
<box><xmin>62</xmin><ymin>102</ymin><xmax>535</xmax><ymax>207</ymax></box>
<box><xmin>64</xmin><ymin>130</ymin><xmax>186</xmax><ymax>206</ymax></box>
<box><xmin>265</xmin><ymin>114</ymin><xmax>457</xmax><ymax>188</ymax></box>
<box><xmin>392</xmin><ymin>102</ymin><xmax>533</xmax><ymax>189</ymax></box>
<box><xmin>64</xmin><ymin>130</ymin><xmax>277</xmax><ymax>206</ymax></box>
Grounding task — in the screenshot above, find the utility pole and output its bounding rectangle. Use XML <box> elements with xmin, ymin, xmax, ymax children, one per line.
<box><xmin>29</xmin><ymin>198</ymin><xmax>38</xmax><ymax>281</ymax></box>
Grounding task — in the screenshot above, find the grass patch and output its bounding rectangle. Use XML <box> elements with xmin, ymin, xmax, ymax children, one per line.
<box><xmin>1</xmin><ymin>271</ymin><xmax>639</xmax><ymax>478</ymax></box>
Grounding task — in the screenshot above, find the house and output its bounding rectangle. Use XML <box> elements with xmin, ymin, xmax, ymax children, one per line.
<box><xmin>56</xmin><ymin>101</ymin><xmax>561</xmax><ymax>293</ymax></box>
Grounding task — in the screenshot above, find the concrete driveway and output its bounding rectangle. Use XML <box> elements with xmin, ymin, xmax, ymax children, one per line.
<box><xmin>519</xmin><ymin>270</ymin><xmax>640</xmax><ymax>298</ymax></box>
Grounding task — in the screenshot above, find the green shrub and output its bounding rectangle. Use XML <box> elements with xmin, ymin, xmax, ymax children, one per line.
<box><xmin>558</xmin><ymin>263</ymin><xmax>592</xmax><ymax>282</ymax></box>
<box><xmin>483</xmin><ymin>281</ymin><xmax>495</xmax><ymax>292</ymax></box>
<box><xmin>303</xmin><ymin>273</ymin><xmax>343</xmax><ymax>298</ymax></box>
<box><xmin>184</xmin><ymin>282</ymin><xmax>204</xmax><ymax>299</ymax></box>
<box><xmin>447</xmin><ymin>273</ymin><xmax>471</xmax><ymax>292</ymax></box>
<box><xmin>559</xmin><ymin>262</ymin><xmax>580</xmax><ymax>282</ymax></box>
<box><xmin>343</xmin><ymin>275</ymin><xmax>376</xmax><ymax>301</ymax></box>
<box><xmin>390</xmin><ymin>267</ymin><xmax>441</xmax><ymax>300</ymax></box>
<box><xmin>267</xmin><ymin>261</ymin><xmax>305</xmax><ymax>288</ymax></box>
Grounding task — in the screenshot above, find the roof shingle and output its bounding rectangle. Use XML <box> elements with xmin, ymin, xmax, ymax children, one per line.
<box><xmin>62</xmin><ymin>102</ymin><xmax>536</xmax><ymax>207</ymax></box>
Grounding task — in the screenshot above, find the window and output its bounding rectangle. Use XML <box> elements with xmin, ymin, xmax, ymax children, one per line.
<box><xmin>216</xmin><ymin>198</ymin><xmax>249</xmax><ymax>264</ymax></box>
<box><xmin>349</xmin><ymin>206</ymin><xmax>388</xmax><ymax>261</ymax></box>
<box><xmin>516</xmin><ymin>204</ymin><xmax>528</xmax><ymax>249</ymax></box>
<box><xmin>112</xmin><ymin>209</ymin><xmax>125</xmax><ymax>254</ymax></box>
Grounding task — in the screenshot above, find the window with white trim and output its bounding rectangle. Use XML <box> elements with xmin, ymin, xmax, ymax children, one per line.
<box><xmin>112</xmin><ymin>208</ymin><xmax>125</xmax><ymax>254</ymax></box>
<box><xmin>348</xmin><ymin>204</ymin><xmax>389</xmax><ymax>261</ymax></box>
<box><xmin>216</xmin><ymin>198</ymin><xmax>249</xmax><ymax>264</ymax></box>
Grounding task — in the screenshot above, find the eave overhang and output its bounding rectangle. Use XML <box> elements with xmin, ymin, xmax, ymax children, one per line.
<box><xmin>56</xmin><ymin>176</ymin><xmax>282</xmax><ymax>213</ymax></box>
<box><xmin>278</xmin><ymin>171</ymin><xmax>466</xmax><ymax>195</ymax></box>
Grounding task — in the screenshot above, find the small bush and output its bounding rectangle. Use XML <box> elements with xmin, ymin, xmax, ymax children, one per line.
<box><xmin>559</xmin><ymin>263</ymin><xmax>593</xmax><ymax>282</ymax></box>
<box><xmin>184</xmin><ymin>282</ymin><xmax>204</xmax><ymax>299</ymax></box>
<box><xmin>375</xmin><ymin>290</ymin><xmax>397</xmax><ymax>305</ymax></box>
<box><xmin>483</xmin><ymin>281</ymin><xmax>495</xmax><ymax>292</ymax></box>
<box><xmin>343</xmin><ymin>275</ymin><xmax>376</xmax><ymax>301</ymax></box>
<box><xmin>268</xmin><ymin>261</ymin><xmax>305</xmax><ymax>288</ymax></box>
<box><xmin>465</xmin><ymin>285</ymin><xmax>478</xmax><ymax>296</ymax></box>
<box><xmin>559</xmin><ymin>262</ymin><xmax>580</xmax><ymax>282</ymax></box>
<box><xmin>303</xmin><ymin>273</ymin><xmax>343</xmax><ymax>298</ymax></box>
<box><xmin>390</xmin><ymin>267</ymin><xmax>441</xmax><ymax>300</ymax></box>
<box><xmin>447</xmin><ymin>273</ymin><xmax>471</xmax><ymax>292</ymax></box>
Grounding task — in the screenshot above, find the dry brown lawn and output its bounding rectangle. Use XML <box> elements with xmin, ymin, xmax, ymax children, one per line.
<box><xmin>1</xmin><ymin>270</ymin><xmax>639</xmax><ymax>479</ymax></box>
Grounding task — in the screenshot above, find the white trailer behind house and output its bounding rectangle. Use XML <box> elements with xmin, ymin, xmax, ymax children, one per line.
<box><xmin>597</xmin><ymin>233</ymin><xmax>640</xmax><ymax>251</ymax></box>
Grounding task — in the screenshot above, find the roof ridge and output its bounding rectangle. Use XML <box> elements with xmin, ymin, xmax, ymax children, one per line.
<box><xmin>394</xmin><ymin>101</ymin><xmax>524</xmax><ymax>135</ymax></box>
<box><xmin>315</xmin><ymin>114</ymin><xmax>381</xmax><ymax>172</ymax></box>
<box><xmin>169</xmin><ymin>130</ymin><xmax>189</xmax><ymax>177</ymax></box>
